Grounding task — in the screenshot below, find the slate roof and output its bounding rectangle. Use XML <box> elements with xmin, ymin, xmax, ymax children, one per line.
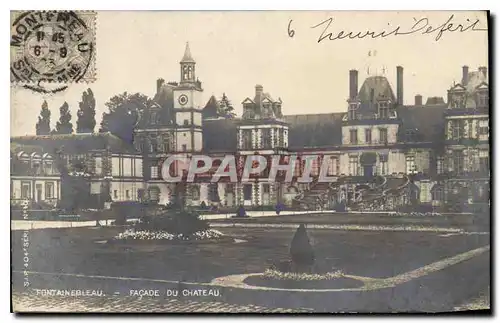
<box><xmin>202</xmin><ymin>95</ymin><xmax>220</xmax><ymax>120</ymax></box>
<box><xmin>10</xmin><ymin>132</ymin><xmax>138</xmax><ymax>155</ymax></box>
<box><xmin>180</xmin><ymin>42</ymin><xmax>196</xmax><ymax>64</ymax></box>
<box><xmin>149</xmin><ymin>83</ymin><xmax>176</xmax><ymax>126</ymax></box>
<box><xmin>202</xmin><ymin>119</ymin><xmax>238</xmax><ymax>152</ymax></box>
<box><xmin>357</xmin><ymin>76</ymin><xmax>396</xmax><ymax>103</ymax></box>
<box><xmin>398</xmin><ymin>105</ymin><xmax>447</xmax><ymax>143</ymax></box>
<box><xmin>283</xmin><ymin>113</ymin><xmax>344</xmax><ymax>148</ymax></box>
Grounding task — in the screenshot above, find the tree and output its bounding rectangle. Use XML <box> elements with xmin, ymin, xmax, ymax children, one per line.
<box><xmin>99</xmin><ymin>92</ymin><xmax>152</xmax><ymax>144</ymax></box>
<box><xmin>218</xmin><ymin>93</ymin><xmax>236</xmax><ymax>119</ymax></box>
<box><xmin>54</xmin><ymin>102</ymin><xmax>73</xmax><ymax>134</ymax></box>
<box><xmin>290</xmin><ymin>224</ymin><xmax>315</xmax><ymax>271</ymax></box>
<box><xmin>76</xmin><ymin>88</ymin><xmax>96</xmax><ymax>133</ymax></box>
<box><xmin>35</xmin><ymin>100</ymin><xmax>51</xmax><ymax>135</ymax></box>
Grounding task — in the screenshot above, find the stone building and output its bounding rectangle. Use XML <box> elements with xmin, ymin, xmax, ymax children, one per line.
<box><xmin>10</xmin><ymin>43</ymin><xmax>490</xmax><ymax>212</ymax></box>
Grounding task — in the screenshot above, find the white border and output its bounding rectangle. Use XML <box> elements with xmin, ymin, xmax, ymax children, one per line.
<box><xmin>4</xmin><ymin>1</ymin><xmax>498</xmax><ymax>321</ymax></box>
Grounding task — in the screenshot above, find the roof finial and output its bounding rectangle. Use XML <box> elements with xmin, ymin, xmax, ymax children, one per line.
<box><xmin>181</xmin><ymin>42</ymin><xmax>195</xmax><ymax>63</ymax></box>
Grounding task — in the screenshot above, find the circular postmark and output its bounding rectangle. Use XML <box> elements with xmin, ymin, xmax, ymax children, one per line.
<box><xmin>10</xmin><ymin>11</ymin><xmax>95</xmax><ymax>85</ymax></box>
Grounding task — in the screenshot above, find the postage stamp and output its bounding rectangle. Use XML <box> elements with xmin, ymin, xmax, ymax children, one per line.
<box><xmin>10</xmin><ymin>11</ymin><xmax>96</xmax><ymax>84</ymax></box>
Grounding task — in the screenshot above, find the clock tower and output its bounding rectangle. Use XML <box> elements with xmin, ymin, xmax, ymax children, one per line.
<box><xmin>173</xmin><ymin>42</ymin><xmax>204</xmax><ymax>153</ymax></box>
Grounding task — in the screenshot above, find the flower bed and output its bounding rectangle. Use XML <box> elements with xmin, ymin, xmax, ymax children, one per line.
<box><xmin>262</xmin><ymin>268</ymin><xmax>344</xmax><ymax>281</ymax></box>
<box><xmin>114</xmin><ymin>228</ymin><xmax>226</xmax><ymax>241</ymax></box>
<box><xmin>386</xmin><ymin>212</ymin><xmax>443</xmax><ymax>217</ymax></box>
<box><xmin>243</xmin><ymin>273</ymin><xmax>363</xmax><ymax>290</ymax></box>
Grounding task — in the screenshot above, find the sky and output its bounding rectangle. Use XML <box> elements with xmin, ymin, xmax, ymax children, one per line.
<box><xmin>10</xmin><ymin>10</ymin><xmax>488</xmax><ymax>136</ymax></box>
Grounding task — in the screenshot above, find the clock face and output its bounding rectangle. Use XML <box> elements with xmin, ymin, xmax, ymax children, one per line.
<box><xmin>178</xmin><ymin>94</ymin><xmax>189</xmax><ymax>106</ymax></box>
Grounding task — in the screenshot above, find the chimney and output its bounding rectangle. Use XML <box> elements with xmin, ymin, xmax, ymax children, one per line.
<box><xmin>462</xmin><ymin>65</ymin><xmax>469</xmax><ymax>85</ymax></box>
<box><xmin>349</xmin><ymin>70</ymin><xmax>358</xmax><ymax>99</ymax></box>
<box><xmin>479</xmin><ymin>66</ymin><xmax>488</xmax><ymax>78</ymax></box>
<box><xmin>255</xmin><ymin>84</ymin><xmax>263</xmax><ymax>97</ymax></box>
<box><xmin>396</xmin><ymin>66</ymin><xmax>403</xmax><ymax>106</ymax></box>
<box><xmin>156</xmin><ymin>78</ymin><xmax>165</xmax><ymax>93</ymax></box>
<box><xmin>415</xmin><ymin>94</ymin><xmax>422</xmax><ymax>106</ymax></box>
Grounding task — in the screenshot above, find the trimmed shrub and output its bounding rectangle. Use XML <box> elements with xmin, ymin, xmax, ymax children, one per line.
<box><xmin>290</xmin><ymin>224</ymin><xmax>315</xmax><ymax>270</ymax></box>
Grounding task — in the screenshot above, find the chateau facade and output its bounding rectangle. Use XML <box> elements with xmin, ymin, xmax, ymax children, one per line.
<box><xmin>11</xmin><ymin>44</ymin><xmax>490</xmax><ymax>212</ymax></box>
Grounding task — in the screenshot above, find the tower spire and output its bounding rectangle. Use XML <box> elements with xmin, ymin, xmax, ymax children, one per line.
<box><xmin>181</xmin><ymin>42</ymin><xmax>195</xmax><ymax>63</ymax></box>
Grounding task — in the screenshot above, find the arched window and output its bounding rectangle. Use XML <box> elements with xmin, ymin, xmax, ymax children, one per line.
<box><xmin>30</xmin><ymin>152</ymin><xmax>42</xmax><ymax>174</ymax></box>
<box><xmin>42</xmin><ymin>153</ymin><xmax>54</xmax><ymax>175</ymax></box>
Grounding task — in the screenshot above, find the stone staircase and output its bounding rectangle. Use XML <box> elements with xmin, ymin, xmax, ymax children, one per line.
<box><xmin>293</xmin><ymin>181</ymin><xmax>332</xmax><ymax>210</ymax></box>
<box><xmin>350</xmin><ymin>175</ymin><xmax>410</xmax><ymax>211</ymax></box>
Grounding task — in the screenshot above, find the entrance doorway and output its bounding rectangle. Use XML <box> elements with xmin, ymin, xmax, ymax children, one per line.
<box><xmin>36</xmin><ymin>184</ymin><xmax>42</xmax><ymax>202</ymax></box>
<box><xmin>364</xmin><ymin>165</ymin><xmax>373</xmax><ymax>177</ymax></box>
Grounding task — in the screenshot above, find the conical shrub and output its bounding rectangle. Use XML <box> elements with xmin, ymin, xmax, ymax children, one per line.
<box><xmin>290</xmin><ymin>224</ymin><xmax>315</xmax><ymax>268</ymax></box>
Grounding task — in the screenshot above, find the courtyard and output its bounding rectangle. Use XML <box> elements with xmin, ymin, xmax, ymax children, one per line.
<box><xmin>11</xmin><ymin>216</ymin><xmax>490</xmax><ymax>313</ymax></box>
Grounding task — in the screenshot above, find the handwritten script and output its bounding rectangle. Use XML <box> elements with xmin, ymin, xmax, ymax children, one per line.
<box><xmin>304</xmin><ymin>15</ymin><xmax>487</xmax><ymax>42</ymax></box>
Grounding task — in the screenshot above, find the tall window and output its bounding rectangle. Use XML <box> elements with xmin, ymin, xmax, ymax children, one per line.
<box><xmin>45</xmin><ymin>182</ymin><xmax>54</xmax><ymax>199</ymax></box>
<box><xmin>379</xmin><ymin>128</ymin><xmax>388</xmax><ymax>144</ymax></box>
<box><xmin>150</xmin><ymin>112</ymin><xmax>157</xmax><ymax>125</ymax></box>
<box><xmin>379</xmin><ymin>154</ymin><xmax>389</xmax><ymax>175</ymax></box>
<box><xmin>349</xmin><ymin>156</ymin><xmax>359</xmax><ymax>176</ymax></box>
<box><xmin>349</xmin><ymin>129</ymin><xmax>358</xmax><ymax>144</ymax></box>
<box><xmin>378</xmin><ymin>102</ymin><xmax>389</xmax><ymax>119</ymax></box>
<box><xmin>452</xmin><ymin>150</ymin><xmax>464</xmax><ymax>174</ymax></box>
<box><xmin>261</xmin><ymin>128</ymin><xmax>272</xmax><ymax>149</ymax></box>
<box><xmin>348</xmin><ymin>103</ymin><xmax>357</xmax><ymax>120</ymax></box>
<box><xmin>479</xmin><ymin>150</ymin><xmax>489</xmax><ymax>173</ymax></box>
<box><xmin>279</xmin><ymin>129</ymin><xmax>285</xmax><ymax>147</ymax></box>
<box><xmin>150</xmin><ymin>160</ymin><xmax>159</xmax><ymax>179</ymax></box>
<box><xmin>405</xmin><ymin>155</ymin><xmax>416</xmax><ymax>174</ymax></box>
<box><xmin>21</xmin><ymin>181</ymin><xmax>31</xmax><ymax>199</ymax></box>
<box><xmin>437</xmin><ymin>156</ymin><xmax>444</xmax><ymax>174</ymax></box>
<box><xmin>364</xmin><ymin>129</ymin><xmax>372</xmax><ymax>144</ymax></box>
<box><xmin>432</xmin><ymin>186</ymin><xmax>444</xmax><ymax>201</ymax></box>
<box><xmin>327</xmin><ymin>157</ymin><xmax>336</xmax><ymax>176</ymax></box>
<box><xmin>150</xmin><ymin>140</ymin><xmax>158</xmax><ymax>153</ymax></box>
<box><xmin>242</xmin><ymin>130</ymin><xmax>252</xmax><ymax>150</ymax></box>
<box><xmin>243</xmin><ymin>184</ymin><xmax>252</xmax><ymax>200</ymax></box>
<box><xmin>450</xmin><ymin>120</ymin><xmax>462</xmax><ymax>140</ymax></box>
<box><xmin>182</xmin><ymin>144</ymin><xmax>187</xmax><ymax>152</ymax></box>
<box><xmin>95</xmin><ymin>157</ymin><xmax>102</xmax><ymax>175</ymax></box>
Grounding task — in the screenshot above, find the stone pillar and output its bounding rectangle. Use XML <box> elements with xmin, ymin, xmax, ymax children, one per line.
<box><xmin>270</xmin><ymin>128</ymin><xmax>275</xmax><ymax>148</ymax></box>
<box><xmin>200</xmin><ymin>183</ymin><xmax>209</xmax><ymax>204</ymax></box>
<box><xmin>236</xmin><ymin>182</ymin><xmax>243</xmax><ymax>206</ymax></box>
<box><xmin>252</xmin><ymin>182</ymin><xmax>261</xmax><ymax>206</ymax></box>
<box><xmin>252</xmin><ymin>129</ymin><xmax>258</xmax><ymax>150</ymax></box>
<box><xmin>217</xmin><ymin>182</ymin><xmax>226</xmax><ymax>205</ymax></box>
<box><xmin>238</xmin><ymin>129</ymin><xmax>243</xmax><ymax>149</ymax></box>
<box><xmin>270</xmin><ymin>182</ymin><xmax>277</xmax><ymax>205</ymax></box>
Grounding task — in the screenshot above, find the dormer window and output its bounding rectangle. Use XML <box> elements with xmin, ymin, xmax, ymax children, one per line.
<box><xmin>348</xmin><ymin>103</ymin><xmax>358</xmax><ymax>120</ymax></box>
<box><xmin>478</xmin><ymin>92</ymin><xmax>488</xmax><ymax>108</ymax></box>
<box><xmin>378</xmin><ymin>102</ymin><xmax>389</xmax><ymax>119</ymax></box>
<box><xmin>150</xmin><ymin>111</ymin><xmax>158</xmax><ymax>125</ymax></box>
<box><xmin>451</xmin><ymin>94</ymin><xmax>466</xmax><ymax>109</ymax></box>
